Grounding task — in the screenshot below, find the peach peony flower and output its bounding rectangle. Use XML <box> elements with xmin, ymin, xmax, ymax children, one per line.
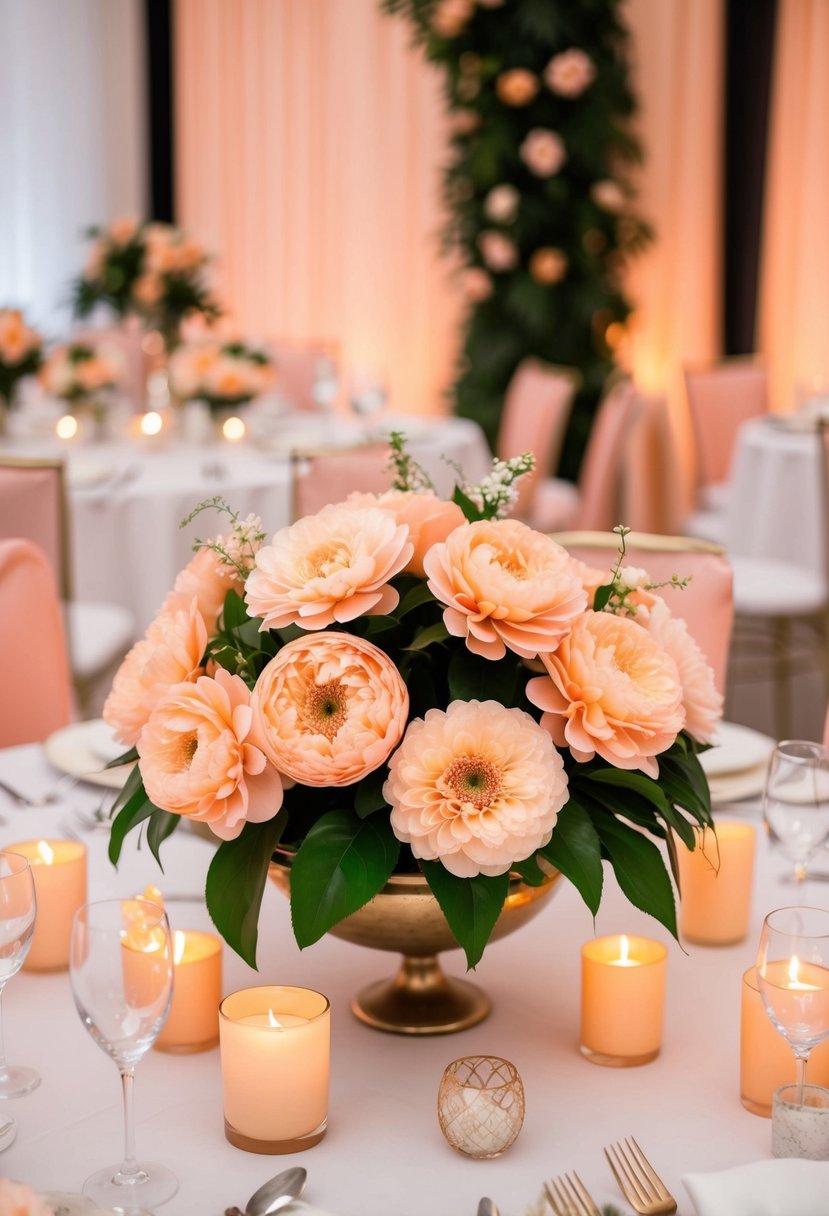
<box><xmin>645</xmin><ymin>599</ymin><xmax>722</xmax><ymax>743</ymax></box>
<box><xmin>591</xmin><ymin>179</ymin><xmax>626</xmax><ymax>212</ymax></box>
<box><xmin>484</xmin><ymin>184</ymin><xmax>520</xmax><ymax>224</ymax></box>
<box><xmin>102</xmin><ymin>597</ymin><xmax>208</xmax><ymax>747</ymax></box>
<box><xmin>137</xmin><ymin>668</ymin><xmax>286</xmax><ymax>841</ymax></box>
<box><xmin>448</xmin><ymin>108</ymin><xmax>481</xmax><ymax>137</ymax></box>
<box><xmin>519</xmin><ymin>129</ymin><xmax>567</xmax><ymax>178</ymax></box>
<box><xmin>432</xmin><ymin>0</ymin><xmax>474</xmax><ymax>37</ymax></box>
<box><xmin>245</xmin><ymin>505</ymin><xmax>413</xmax><ymax>631</ymax></box>
<box><xmin>544</xmin><ymin>48</ymin><xmax>596</xmax><ymax>97</ymax></box>
<box><xmin>526</xmin><ymin>611</ymin><xmax>685</xmax><ymax>778</ymax></box>
<box><xmin>529</xmin><ymin>247</ymin><xmax>568</xmax><ymax>284</ymax></box>
<box><xmin>384</xmin><ymin>699</ymin><xmax>567</xmax><ymax>878</ymax></box>
<box><xmin>0</xmin><ymin>309</ymin><xmax>40</xmax><ymax>366</ymax></box>
<box><xmin>495</xmin><ymin>69</ymin><xmax>539</xmax><ymax>107</ymax></box>
<box><xmin>163</xmin><ymin>546</ymin><xmax>246</xmax><ymax>636</ymax></box>
<box><xmin>252</xmin><ymin>632</ymin><xmax>409</xmax><ymax>787</ymax></box>
<box><xmin>462</xmin><ymin>266</ymin><xmax>494</xmax><ymax>302</ymax></box>
<box><xmin>132</xmin><ymin>273</ymin><xmax>164</xmax><ymax>307</ymax></box>
<box><xmin>571</xmin><ymin>558</ymin><xmax>611</xmax><ymax>607</ymax></box>
<box><xmin>0</xmin><ymin>1178</ymin><xmax>55</xmax><ymax>1216</ymax></box>
<box><xmin>478</xmin><ymin>230</ymin><xmax>518</xmax><ymax>273</ymax></box>
<box><xmin>108</xmin><ymin>215</ymin><xmax>140</xmax><ymax>246</ymax></box>
<box><xmin>344</xmin><ymin>490</ymin><xmax>466</xmax><ymax>579</ymax></box>
<box><xmin>424</xmin><ymin>519</ymin><xmax>588</xmax><ymax>661</ymax></box>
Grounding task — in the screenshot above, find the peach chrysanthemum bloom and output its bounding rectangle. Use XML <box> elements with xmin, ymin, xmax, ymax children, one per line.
<box><xmin>384</xmin><ymin>699</ymin><xmax>567</xmax><ymax>878</ymax></box>
<box><xmin>544</xmin><ymin>48</ymin><xmax>596</xmax><ymax>98</ymax></box>
<box><xmin>137</xmin><ymin>667</ymin><xmax>286</xmax><ymax>841</ymax></box>
<box><xmin>0</xmin><ymin>1178</ymin><xmax>55</xmax><ymax>1216</ymax></box>
<box><xmin>526</xmin><ymin>611</ymin><xmax>684</xmax><ymax>779</ymax></box>
<box><xmin>424</xmin><ymin>519</ymin><xmax>588</xmax><ymax>661</ymax></box>
<box><xmin>344</xmin><ymin>490</ymin><xmax>466</xmax><ymax>579</ymax></box>
<box><xmin>645</xmin><ymin>599</ymin><xmax>722</xmax><ymax>743</ymax></box>
<box><xmin>252</xmin><ymin>632</ymin><xmax>409</xmax><ymax>787</ymax></box>
<box><xmin>245</xmin><ymin>505</ymin><xmax>413</xmax><ymax>631</ymax></box>
<box><xmin>102</xmin><ymin>596</ymin><xmax>208</xmax><ymax>747</ymax></box>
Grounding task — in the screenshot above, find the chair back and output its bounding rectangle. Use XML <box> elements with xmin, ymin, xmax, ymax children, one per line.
<box><xmin>576</xmin><ymin>379</ymin><xmax>641</xmax><ymax>531</ymax></box>
<box><xmin>550</xmin><ymin>530</ymin><xmax>734</xmax><ymax>694</ymax></box>
<box><xmin>684</xmin><ymin>359</ymin><xmax>768</xmax><ymax>488</ymax></box>
<box><xmin>497</xmin><ymin>360</ymin><xmax>580</xmax><ymax>517</ymax></box>
<box><xmin>272</xmin><ymin>342</ymin><xmax>338</xmax><ymax>412</ymax></box>
<box><xmin>291</xmin><ymin>443</ymin><xmax>393</xmax><ymax>520</ymax></box>
<box><xmin>0</xmin><ymin>538</ymin><xmax>73</xmax><ymax>745</ymax></box>
<box><xmin>0</xmin><ymin>457</ymin><xmax>70</xmax><ymax>597</ymax></box>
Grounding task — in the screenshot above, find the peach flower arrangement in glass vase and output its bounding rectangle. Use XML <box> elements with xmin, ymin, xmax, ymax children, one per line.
<box><xmin>105</xmin><ymin>436</ymin><xmax>722</xmax><ymax>970</ymax></box>
<box><xmin>168</xmin><ymin>338</ymin><xmax>274</xmax><ymax>413</ymax></box>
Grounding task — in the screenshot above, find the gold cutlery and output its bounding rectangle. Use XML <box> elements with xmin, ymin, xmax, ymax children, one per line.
<box><xmin>604</xmin><ymin>1137</ymin><xmax>677</xmax><ymax>1214</ymax></box>
<box><xmin>543</xmin><ymin>1170</ymin><xmax>601</xmax><ymax>1216</ymax></box>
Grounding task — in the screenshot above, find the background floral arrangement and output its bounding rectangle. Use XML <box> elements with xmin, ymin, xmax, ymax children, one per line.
<box><xmin>39</xmin><ymin>340</ymin><xmax>123</xmax><ymax>404</ymax></box>
<box><xmin>0</xmin><ymin>307</ymin><xmax>42</xmax><ymax>405</ymax></box>
<box><xmin>382</xmin><ymin>0</ymin><xmax>651</xmax><ymax>478</ymax></box>
<box><xmin>72</xmin><ymin>217</ymin><xmax>220</xmax><ymax>351</ymax></box>
<box><xmin>106</xmin><ymin>441</ymin><xmax>719</xmax><ymax>970</ymax></box>
<box><xmin>168</xmin><ymin>338</ymin><xmax>274</xmax><ymax>412</ymax></box>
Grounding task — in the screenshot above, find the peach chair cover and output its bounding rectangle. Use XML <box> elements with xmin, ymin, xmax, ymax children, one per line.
<box><xmin>291</xmin><ymin>443</ymin><xmax>393</xmax><ymax>520</ymax></box>
<box><xmin>0</xmin><ymin>459</ymin><xmax>68</xmax><ymax>595</ymax></box>
<box><xmin>684</xmin><ymin>360</ymin><xmax>768</xmax><ymax>489</ymax></box>
<box><xmin>0</xmin><ymin>539</ymin><xmax>73</xmax><ymax>745</ymax></box>
<box><xmin>272</xmin><ymin>342</ymin><xmax>337</xmax><ymax>412</ymax></box>
<box><xmin>496</xmin><ymin>359</ymin><xmax>580</xmax><ymax>517</ymax></box>
<box><xmin>550</xmin><ymin>530</ymin><xmax>734</xmax><ymax>695</ymax></box>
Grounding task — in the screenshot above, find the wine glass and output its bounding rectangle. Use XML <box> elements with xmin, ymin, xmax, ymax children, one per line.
<box><xmin>762</xmin><ymin>740</ymin><xmax>829</xmax><ymax>884</ymax></box>
<box><xmin>70</xmin><ymin>898</ymin><xmax>177</xmax><ymax>1208</ymax></box>
<box><xmin>348</xmin><ymin>365</ymin><xmax>387</xmax><ymax>434</ymax></box>
<box><xmin>757</xmin><ymin>905</ymin><xmax>829</xmax><ymax>1102</ymax></box>
<box><xmin>0</xmin><ymin>851</ymin><xmax>39</xmax><ymax>1098</ymax></box>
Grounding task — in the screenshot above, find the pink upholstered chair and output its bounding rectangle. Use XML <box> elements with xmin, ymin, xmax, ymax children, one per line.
<box><xmin>0</xmin><ymin>538</ymin><xmax>73</xmax><ymax>746</ymax></box>
<box><xmin>549</xmin><ymin>530</ymin><xmax>734</xmax><ymax>694</ymax></box>
<box><xmin>496</xmin><ymin>360</ymin><xmax>580</xmax><ymax>518</ymax></box>
<box><xmin>272</xmin><ymin>341</ymin><xmax>339</xmax><ymax>412</ymax></box>
<box><xmin>291</xmin><ymin>443</ymin><xmax>393</xmax><ymax>520</ymax></box>
<box><xmin>530</xmin><ymin>378</ymin><xmax>641</xmax><ymax>534</ymax></box>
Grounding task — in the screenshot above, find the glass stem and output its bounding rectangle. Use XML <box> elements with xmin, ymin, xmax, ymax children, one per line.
<box><xmin>795</xmin><ymin>1051</ymin><xmax>810</xmax><ymax>1104</ymax></box>
<box><xmin>119</xmin><ymin>1066</ymin><xmax>141</xmax><ymax>1180</ymax></box>
<box><xmin>0</xmin><ymin>983</ymin><xmax>8</xmax><ymax>1082</ymax></box>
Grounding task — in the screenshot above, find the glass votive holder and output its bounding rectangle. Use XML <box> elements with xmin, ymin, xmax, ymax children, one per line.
<box><xmin>9</xmin><ymin>839</ymin><xmax>87</xmax><ymax>972</ymax></box>
<box><xmin>437</xmin><ymin>1055</ymin><xmax>524</xmax><ymax>1159</ymax></box>
<box><xmin>580</xmin><ymin>934</ymin><xmax>668</xmax><ymax>1066</ymax></box>
<box><xmin>772</xmin><ymin>1084</ymin><xmax>829</xmax><ymax>1159</ymax></box>
<box><xmin>740</xmin><ymin>966</ymin><xmax>829</xmax><ymax>1116</ymax></box>
<box><xmin>676</xmin><ymin>821</ymin><xmax>756</xmax><ymax>945</ymax></box>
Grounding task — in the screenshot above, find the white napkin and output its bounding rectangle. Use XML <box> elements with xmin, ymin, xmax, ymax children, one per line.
<box><xmin>682</xmin><ymin>1158</ymin><xmax>829</xmax><ymax>1215</ymax></box>
<box><xmin>281</xmin><ymin>1202</ymin><xmax>338</xmax><ymax>1216</ymax></box>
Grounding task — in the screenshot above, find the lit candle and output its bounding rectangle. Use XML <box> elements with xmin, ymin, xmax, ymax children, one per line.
<box><xmin>219</xmin><ymin>985</ymin><xmax>330</xmax><ymax>1153</ymax></box>
<box><xmin>56</xmin><ymin>414</ymin><xmax>78</xmax><ymax>440</ymax></box>
<box><xmin>9</xmin><ymin>839</ymin><xmax>87</xmax><ymax>972</ymax></box>
<box><xmin>222</xmin><ymin>415</ymin><xmax>246</xmax><ymax>443</ymax></box>
<box><xmin>677</xmin><ymin>821</ymin><xmax>756</xmax><ymax>945</ymax></box>
<box><xmin>580</xmin><ymin>933</ymin><xmax>668</xmax><ymax>1066</ymax></box>
<box><xmin>740</xmin><ymin>965</ymin><xmax>829</xmax><ymax>1116</ymax></box>
<box><xmin>154</xmin><ymin>928</ymin><xmax>222</xmax><ymax>1054</ymax></box>
<box><xmin>140</xmin><ymin>410</ymin><xmax>163</xmax><ymax>436</ymax></box>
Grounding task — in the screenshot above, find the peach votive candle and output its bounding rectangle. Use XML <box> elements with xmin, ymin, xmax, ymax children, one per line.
<box><xmin>581</xmin><ymin>933</ymin><xmax>668</xmax><ymax>1066</ymax></box>
<box><xmin>677</xmin><ymin>822</ymin><xmax>756</xmax><ymax>946</ymax></box>
<box><xmin>741</xmin><ymin>965</ymin><xmax>829</xmax><ymax>1116</ymax></box>
<box><xmin>10</xmin><ymin>839</ymin><xmax>87</xmax><ymax>971</ymax></box>
<box><xmin>154</xmin><ymin>929</ymin><xmax>222</xmax><ymax>1053</ymax></box>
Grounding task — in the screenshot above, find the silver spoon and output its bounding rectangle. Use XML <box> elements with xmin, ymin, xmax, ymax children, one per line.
<box><xmin>245</xmin><ymin>1166</ymin><xmax>307</xmax><ymax>1216</ymax></box>
<box><xmin>477</xmin><ymin>1201</ymin><xmax>499</xmax><ymax>1216</ymax></box>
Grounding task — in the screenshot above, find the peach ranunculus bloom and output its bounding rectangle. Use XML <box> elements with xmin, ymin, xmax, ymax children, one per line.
<box><xmin>529</xmin><ymin>247</ymin><xmax>568</xmax><ymax>285</ymax></box>
<box><xmin>484</xmin><ymin>184</ymin><xmax>520</xmax><ymax>224</ymax></box>
<box><xmin>163</xmin><ymin>547</ymin><xmax>246</xmax><ymax>637</ymax></box>
<box><xmin>591</xmin><ymin>179</ymin><xmax>626</xmax><ymax>213</ymax></box>
<box><xmin>384</xmin><ymin>699</ymin><xmax>567</xmax><ymax>878</ymax></box>
<box><xmin>544</xmin><ymin>48</ymin><xmax>596</xmax><ymax>97</ymax></box>
<box><xmin>478</xmin><ymin>230</ymin><xmax>519</xmax><ymax>273</ymax></box>
<box><xmin>495</xmin><ymin>68</ymin><xmax>540</xmax><ymax>107</ymax></box>
<box><xmin>252</xmin><ymin>632</ymin><xmax>409</xmax><ymax>787</ymax></box>
<box><xmin>0</xmin><ymin>309</ymin><xmax>41</xmax><ymax>366</ymax></box>
<box><xmin>137</xmin><ymin>667</ymin><xmax>286</xmax><ymax>841</ymax></box>
<box><xmin>245</xmin><ymin>505</ymin><xmax>413</xmax><ymax>631</ymax></box>
<box><xmin>132</xmin><ymin>273</ymin><xmax>164</xmax><ymax>308</ymax></box>
<box><xmin>424</xmin><ymin>519</ymin><xmax>588</xmax><ymax>661</ymax></box>
<box><xmin>431</xmin><ymin>0</ymin><xmax>474</xmax><ymax>37</ymax></box>
<box><xmin>644</xmin><ymin>598</ymin><xmax>722</xmax><ymax>743</ymax></box>
<box><xmin>526</xmin><ymin>611</ymin><xmax>685</xmax><ymax>779</ymax></box>
<box><xmin>102</xmin><ymin>596</ymin><xmax>208</xmax><ymax>747</ymax></box>
<box><xmin>168</xmin><ymin>341</ymin><xmax>220</xmax><ymax>399</ymax></box>
<box><xmin>344</xmin><ymin>490</ymin><xmax>466</xmax><ymax>579</ymax></box>
<box><xmin>519</xmin><ymin>128</ymin><xmax>567</xmax><ymax>178</ymax></box>
<box><xmin>0</xmin><ymin>1178</ymin><xmax>55</xmax><ymax>1216</ymax></box>
<box><xmin>462</xmin><ymin>267</ymin><xmax>494</xmax><ymax>302</ymax></box>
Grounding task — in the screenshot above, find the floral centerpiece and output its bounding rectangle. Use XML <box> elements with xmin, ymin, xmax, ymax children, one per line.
<box><xmin>0</xmin><ymin>308</ymin><xmax>43</xmax><ymax>425</ymax></box>
<box><xmin>40</xmin><ymin>341</ymin><xmax>124</xmax><ymax>439</ymax></box>
<box><xmin>105</xmin><ymin>439</ymin><xmax>720</xmax><ymax>971</ymax></box>
<box><xmin>72</xmin><ymin>218</ymin><xmax>220</xmax><ymax>350</ymax></box>
<box><xmin>168</xmin><ymin>338</ymin><xmax>274</xmax><ymax>413</ymax></box>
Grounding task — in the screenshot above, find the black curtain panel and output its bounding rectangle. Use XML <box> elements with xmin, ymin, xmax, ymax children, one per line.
<box><xmin>724</xmin><ymin>0</ymin><xmax>778</xmax><ymax>355</ymax></box>
<box><xmin>145</xmin><ymin>0</ymin><xmax>175</xmax><ymax>222</ymax></box>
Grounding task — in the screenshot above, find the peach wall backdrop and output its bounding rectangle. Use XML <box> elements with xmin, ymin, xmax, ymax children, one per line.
<box><xmin>174</xmin><ymin>0</ymin><xmax>463</xmax><ymax>417</ymax></box>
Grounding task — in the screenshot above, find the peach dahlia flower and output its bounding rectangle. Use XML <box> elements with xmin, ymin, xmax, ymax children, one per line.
<box><xmin>163</xmin><ymin>546</ymin><xmax>245</xmax><ymax>636</ymax></box>
<box><xmin>138</xmin><ymin>668</ymin><xmax>286</xmax><ymax>841</ymax></box>
<box><xmin>645</xmin><ymin>599</ymin><xmax>722</xmax><ymax>743</ymax></box>
<box><xmin>345</xmin><ymin>490</ymin><xmax>466</xmax><ymax>579</ymax></box>
<box><xmin>384</xmin><ymin>699</ymin><xmax>567</xmax><ymax>878</ymax></box>
<box><xmin>424</xmin><ymin>519</ymin><xmax>588</xmax><ymax>661</ymax></box>
<box><xmin>252</xmin><ymin>632</ymin><xmax>409</xmax><ymax>787</ymax></box>
<box><xmin>526</xmin><ymin>611</ymin><xmax>685</xmax><ymax>779</ymax></box>
<box><xmin>245</xmin><ymin>505</ymin><xmax>413</xmax><ymax>631</ymax></box>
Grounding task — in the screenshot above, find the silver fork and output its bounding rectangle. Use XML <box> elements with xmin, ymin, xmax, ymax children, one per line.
<box><xmin>0</xmin><ymin>775</ymin><xmax>76</xmax><ymax>808</ymax></box>
<box><xmin>604</xmin><ymin>1137</ymin><xmax>677</xmax><ymax>1215</ymax></box>
<box><xmin>544</xmin><ymin>1171</ymin><xmax>601</xmax><ymax>1216</ymax></box>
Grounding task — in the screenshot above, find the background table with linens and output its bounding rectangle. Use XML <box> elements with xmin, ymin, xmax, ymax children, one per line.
<box><xmin>0</xmin><ymin>740</ymin><xmax>796</xmax><ymax>1216</ymax></box>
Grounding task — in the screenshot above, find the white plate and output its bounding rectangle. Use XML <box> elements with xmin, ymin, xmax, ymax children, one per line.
<box><xmin>699</xmin><ymin>721</ymin><xmax>775</xmax><ymax>779</ymax></box>
<box><xmin>708</xmin><ymin>759</ymin><xmax>770</xmax><ymax>806</ymax></box>
<box><xmin>66</xmin><ymin>460</ymin><xmax>115</xmax><ymax>489</ymax></box>
<box><xmin>42</xmin><ymin>719</ymin><xmax>134</xmax><ymax>790</ymax></box>
<box><xmin>43</xmin><ymin>1195</ymin><xmax>151</xmax><ymax>1216</ymax></box>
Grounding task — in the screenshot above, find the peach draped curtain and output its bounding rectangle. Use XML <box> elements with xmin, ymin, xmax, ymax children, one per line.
<box><xmin>174</xmin><ymin>0</ymin><xmax>463</xmax><ymax>417</ymax></box>
<box><xmin>757</xmin><ymin>0</ymin><xmax>829</xmax><ymax>412</ymax></box>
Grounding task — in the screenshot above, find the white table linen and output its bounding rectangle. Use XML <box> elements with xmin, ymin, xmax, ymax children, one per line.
<box><xmin>0</xmin><ymin>743</ymin><xmax>803</xmax><ymax>1215</ymax></box>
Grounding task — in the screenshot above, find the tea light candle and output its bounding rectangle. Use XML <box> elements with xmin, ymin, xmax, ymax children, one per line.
<box><xmin>154</xmin><ymin>929</ymin><xmax>222</xmax><ymax>1054</ymax></box>
<box><xmin>741</xmin><ymin>966</ymin><xmax>829</xmax><ymax>1116</ymax></box>
<box><xmin>581</xmin><ymin>933</ymin><xmax>668</xmax><ymax>1066</ymax></box>
<box><xmin>221</xmin><ymin>415</ymin><xmax>246</xmax><ymax>443</ymax></box>
<box><xmin>55</xmin><ymin>414</ymin><xmax>79</xmax><ymax>441</ymax></box>
<box><xmin>10</xmin><ymin>839</ymin><xmax>87</xmax><ymax>971</ymax></box>
<box><xmin>219</xmin><ymin>985</ymin><xmax>330</xmax><ymax>1153</ymax></box>
<box><xmin>140</xmin><ymin>410</ymin><xmax>163</xmax><ymax>437</ymax></box>
<box><xmin>677</xmin><ymin>821</ymin><xmax>756</xmax><ymax>945</ymax></box>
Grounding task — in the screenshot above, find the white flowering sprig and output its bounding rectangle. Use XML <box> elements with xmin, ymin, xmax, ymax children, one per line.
<box><xmin>387</xmin><ymin>430</ymin><xmax>434</xmax><ymax>493</ymax></box>
<box><xmin>594</xmin><ymin>525</ymin><xmax>690</xmax><ymax>618</ymax></box>
<box><xmin>456</xmin><ymin>452</ymin><xmax>536</xmax><ymax>520</ymax></box>
<box><xmin>180</xmin><ymin>496</ymin><xmax>266</xmax><ymax>580</ymax></box>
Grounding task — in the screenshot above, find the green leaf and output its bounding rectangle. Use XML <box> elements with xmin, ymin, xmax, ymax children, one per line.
<box><xmin>353</xmin><ymin>768</ymin><xmax>389</xmax><ymax>818</ymax></box>
<box><xmin>510</xmin><ymin>855</ymin><xmax>549</xmax><ymax>887</ymax></box>
<box><xmin>397</xmin><ymin>582</ymin><xmax>434</xmax><ymax>616</ymax></box>
<box><xmin>290</xmin><ymin>811</ymin><xmax>400</xmax><ymax>947</ymax></box>
<box><xmin>451</xmin><ymin>484</ymin><xmax>485</xmax><ymax>522</ymax></box>
<box><xmin>596</xmin><ymin>816</ymin><xmax>678</xmax><ymax>939</ymax></box>
<box><xmin>108</xmin><ymin>769</ymin><xmax>158</xmax><ymax>866</ymax></box>
<box><xmin>405</xmin><ymin>621</ymin><xmax>450</xmax><ymax>651</ymax></box>
<box><xmin>103</xmin><ymin>747</ymin><xmax>138</xmax><ymax>771</ymax></box>
<box><xmin>221</xmin><ymin>588</ymin><xmax>249</xmax><ymax>630</ymax></box>
<box><xmin>146</xmin><ymin>810</ymin><xmax>181</xmax><ymax>868</ymax></box>
<box><xmin>447</xmin><ymin>649</ymin><xmax>521</xmax><ymax>705</ymax></box>
<box><xmin>593</xmin><ymin>583</ymin><xmax>613</xmax><ymax>612</ymax></box>
<box><xmin>420</xmin><ymin>862</ymin><xmax>508</xmax><ymax>970</ymax></box>
<box><xmin>539</xmin><ymin>800</ymin><xmax>603</xmax><ymax>916</ymax></box>
<box><xmin>205</xmin><ymin>813</ymin><xmax>287</xmax><ymax>968</ymax></box>
<box><xmin>589</xmin><ymin>767</ymin><xmax>671</xmax><ymax>814</ymax></box>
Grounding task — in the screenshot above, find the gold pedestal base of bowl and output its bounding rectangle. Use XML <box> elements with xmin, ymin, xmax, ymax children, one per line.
<box><xmin>269</xmin><ymin>860</ymin><xmax>561</xmax><ymax>1036</ymax></box>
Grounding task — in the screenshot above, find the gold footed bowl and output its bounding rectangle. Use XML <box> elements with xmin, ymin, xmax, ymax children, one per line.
<box><xmin>268</xmin><ymin>860</ymin><xmax>562</xmax><ymax>1036</ymax></box>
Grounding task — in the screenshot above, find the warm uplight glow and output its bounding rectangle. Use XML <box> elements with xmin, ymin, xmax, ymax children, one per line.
<box><xmin>140</xmin><ymin>411</ymin><xmax>163</xmax><ymax>436</ymax></box>
<box><xmin>174</xmin><ymin>930</ymin><xmax>186</xmax><ymax>966</ymax></box>
<box><xmin>35</xmin><ymin>840</ymin><xmax>54</xmax><ymax>865</ymax></box>
<box><xmin>56</xmin><ymin>414</ymin><xmax>78</xmax><ymax>439</ymax></box>
<box><xmin>788</xmin><ymin>955</ymin><xmax>821</xmax><ymax>991</ymax></box>
<box><xmin>222</xmin><ymin>415</ymin><xmax>246</xmax><ymax>442</ymax></box>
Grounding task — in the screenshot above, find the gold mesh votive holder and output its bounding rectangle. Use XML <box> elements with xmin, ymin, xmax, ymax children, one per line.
<box><xmin>437</xmin><ymin>1055</ymin><xmax>524</xmax><ymax>1159</ymax></box>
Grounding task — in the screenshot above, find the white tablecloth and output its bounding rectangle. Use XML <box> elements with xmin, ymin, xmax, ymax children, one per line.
<box><xmin>1</xmin><ymin>415</ymin><xmax>491</xmax><ymax>633</ymax></box>
<box><xmin>0</xmin><ymin>743</ymin><xmax>800</xmax><ymax>1216</ymax></box>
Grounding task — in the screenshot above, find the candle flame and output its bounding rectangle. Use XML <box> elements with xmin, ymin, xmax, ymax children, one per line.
<box><xmin>268</xmin><ymin>1008</ymin><xmax>283</xmax><ymax>1029</ymax></box>
<box><xmin>619</xmin><ymin>934</ymin><xmax>630</xmax><ymax>964</ymax></box>
<box><xmin>36</xmin><ymin>840</ymin><xmax>54</xmax><ymax>865</ymax></box>
<box><xmin>56</xmin><ymin>414</ymin><xmax>78</xmax><ymax>439</ymax></box>
<box><xmin>789</xmin><ymin>956</ymin><xmax>802</xmax><ymax>985</ymax></box>
<box><xmin>141</xmin><ymin>884</ymin><xmax>165</xmax><ymax>909</ymax></box>
<box><xmin>173</xmin><ymin>930</ymin><xmax>186</xmax><ymax>966</ymax></box>
<box><xmin>141</xmin><ymin>411</ymin><xmax>163</xmax><ymax>436</ymax></box>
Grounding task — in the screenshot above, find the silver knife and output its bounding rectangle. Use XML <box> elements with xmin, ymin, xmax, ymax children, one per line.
<box><xmin>477</xmin><ymin>1200</ymin><xmax>499</xmax><ymax>1216</ymax></box>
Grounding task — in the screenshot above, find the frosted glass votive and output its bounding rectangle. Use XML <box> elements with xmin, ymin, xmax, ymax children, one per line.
<box><xmin>772</xmin><ymin>1085</ymin><xmax>829</xmax><ymax>1159</ymax></box>
<box><xmin>437</xmin><ymin>1056</ymin><xmax>524</xmax><ymax>1159</ymax></box>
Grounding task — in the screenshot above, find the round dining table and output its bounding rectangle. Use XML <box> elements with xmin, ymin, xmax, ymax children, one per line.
<box><xmin>0</xmin><ymin>733</ymin><xmax>802</xmax><ymax>1216</ymax></box>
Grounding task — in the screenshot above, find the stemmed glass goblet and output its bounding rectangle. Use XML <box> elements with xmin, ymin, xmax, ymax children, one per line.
<box><xmin>348</xmin><ymin>365</ymin><xmax>387</xmax><ymax>435</ymax></box>
<box><xmin>0</xmin><ymin>850</ymin><xmax>39</xmax><ymax>1098</ymax></box>
<box><xmin>757</xmin><ymin>905</ymin><xmax>829</xmax><ymax>1102</ymax></box>
<box><xmin>70</xmin><ymin>897</ymin><xmax>177</xmax><ymax>1209</ymax></box>
<box><xmin>762</xmin><ymin>740</ymin><xmax>829</xmax><ymax>885</ymax></box>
